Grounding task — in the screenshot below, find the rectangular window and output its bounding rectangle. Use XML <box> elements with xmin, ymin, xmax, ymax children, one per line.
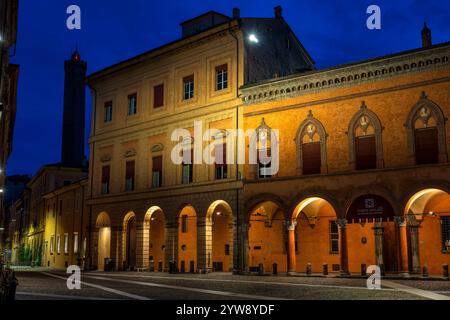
<box><xmin>101</xmin><ymin>165</ymin><xmax>110</xmax><ymax>194</ymax></box>
<box><xmin>415</xmin><ymin>127</ymin><xmax>439</xmax><ymax>165</ymax></box>
<box><xmin>225</xmin><ymin>244</ymin><xmax>230</xmax><ymax>256</ymax></box>
<box><xmin>104</xmin><ymin>101</ymin><xmax>113</xmax><ymax>123</ymax></box>
<box><xmin>181</xmin><ymin>215</ymin><xmax>188</xmax><ymax>233</ymax></box>
<box><xmin>56</xmin><ymin>235</ymin><xmax>61</xmax><ymax>254</ymax></box>
<box><xmin>73</xmin><ymin>232</ymin><xmax>79</xmax><ymax>254</ymax></box>
<box><xmin>64</xmin><ymin>233</ymin><xmax>69</xmax><ymax>255</ymax></box>
<box><xmin>215</xmin><ymin>143</ymin><xmax>227</xmax><ymax>180</ymax></box>
<box><xmin>50</xmin><ymin>235</ymin><xmax>54</xmax><ymax>254</ymax></box>
<box><xmin>215</xmin><ymin>64</ymin><xmax>228</xmax><ymax>91</ymax></box>
<box><xmin>183</xmin><ymin>75</ymin><xmax>194</xmax><ymax>100</ymax></box>
<box><xmin>258</xmin><ymin>148</ymin><xmax>272</xmax><ymax>179</ymax></box>
<box><xmin>152</xmin><ymin>156</ymin><xmax>163</xmax><ymax>188</ymax></box>
<box><xmin>125</xmin><ymin>160</ymin><xmax>135</xmax><ymax>191</ymax></box>
<box><xmin>182</xmin><ymin>149</ymin><xmax>193</xmax><ymax>184</ymax></box>
<box><xmin>355</xmin><ymin>135</ymin><xmax>376</xmax><ymax>170</ymax></box>
<box><xmin>153</xmin><ymin>84</ymin><xmax>164</xmax><ymax>108</ymax></box>
<box><xmin>330</xmin><ymin>220</ymin><xmax>339</xmax><ymax>254</ymax></box>
<box><xmin>302</xmin><ymin>142</ymin><xmax>321</xmax><ymax>175</ymax></box>
<box><xmin>441</xmin><ymin>216</ymin><xmax>450</xmax><ymax>253</ymax></box>
<box><xmin>127</xmin><ymin>93</ymin><xmax>137</xmax><ymax>116</ymax></box>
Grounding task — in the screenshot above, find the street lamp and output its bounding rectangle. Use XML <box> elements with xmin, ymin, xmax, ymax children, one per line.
<box><xmin>248</xmin><ymin>34</ymin><xmax>259</xmax><ymax>43</ymax></box>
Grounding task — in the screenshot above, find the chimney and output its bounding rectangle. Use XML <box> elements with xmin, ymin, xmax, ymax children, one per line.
<box><xmin>274</xmin><ymin>5</ymin><xmax>282</xmax><ymax>18</ymax></box>
<box><xmin>421</xmin><ymin>22</ymin><xmax>432</xmax><ymax>48</ymax></box>
<box><xmin>232</xmin><ymin>8</ymin><xmax>240</xmax><ymax>19</ymax></box>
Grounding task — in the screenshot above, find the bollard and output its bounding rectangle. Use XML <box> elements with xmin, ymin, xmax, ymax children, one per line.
<box><xmin>361</xmin><ymin>264</ymin><xmax>367</xmax><ymax>276</ymax></box>
<box><xmin>379</xmin><ymin>264</ymin><xmax>386</xmax><ymax>276</ymax></box>
<box><xmin>272</xmin><ymin>263</ymin><xmax>278</xmax><ymax>275</ymax></box>
<box><xmin>258</xmin><ymin>263</ymin><xmax>264</xmax><ymax>275</ymax></box>
<box><xmin>306</xmin><ymin>263</ymin><xmax>312</xmax><ymax>276</ymax></box>
<box><xmin>322</xmin><ymin>263</ymin><xmax>328</xmax><ymax>276</ymax></box>
<box><xmin>443</xmin><ymin>264</ymin><xmax>449</xmax><ymax>278</ymax></box>
<box><xmin>423</xmin><ymin>265</ymin><xmax>429</xmax><ymax>278</ymax></box>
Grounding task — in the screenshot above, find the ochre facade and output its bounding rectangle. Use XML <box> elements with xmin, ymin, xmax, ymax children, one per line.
<box><xmin>81</xmin><ymin>9</ymin><xmax>450</xmax><ymax>276</ymax></box>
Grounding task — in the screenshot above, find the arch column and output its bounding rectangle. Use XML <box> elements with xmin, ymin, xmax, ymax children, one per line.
<box><xmin>164</xmin><ymin>221</ymin><xmax>178</xmax><ymax>272</ymax></box>
<box><xmin>287</xmin><ymin>221</ymin><xmax>297</xmax><ymax>275</ymax></box>
<box><xmin>110</xmin><ymin>226</ymin><xmax>123</xmax><ymax>271</ymax></box>
<box><xmin>373</xmin><ymin>220</ymin><xmax>384</xmax><ymax>269</ymax></box>
<box><xmin>336</xmin><ymin>219</ymin><xmax>349</xmax><ymax>276</ymax></box>
<box><xmin>135</xmin><ymin>221</ymin><xmax>149</xmax><ymax>270</ymax></box>
<box><xmin>197</xmin><ymin>219</ymin><xmax>212</xmax><ymax>273</ymax></box>
<box><xmin>395</xmin><ymin>216</ymin><xmax>409</xmax><ymax>276</ymax></box>
<box><xmin>408</xmin><ymin>218</ymin><xmax>421</xmax><ymax>274</ymax></box>
<box><xmin>237</xmin><ymin>222</ymin><xmax>249</xmax><ymax>274</ymax></box>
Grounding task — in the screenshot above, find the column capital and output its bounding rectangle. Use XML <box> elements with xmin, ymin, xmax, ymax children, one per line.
<box><xmin>336</xmin><ymin>218</ymin><xmax>347</xmax><ymax>229</ymax></box>
<box><xmin>287</xmin><ymin>221</ymin><xmax>297</xmax><ymax>231</ymax></box>
<box><xmin>394</xmin><ymin>216</ymin><xmax>407</xmax><ymax>227</ymax></box>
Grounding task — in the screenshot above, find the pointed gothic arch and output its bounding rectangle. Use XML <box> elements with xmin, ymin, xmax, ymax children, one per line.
<box><xmin>347</xmin><ymin>102</ymin><xmax>384</xmax><ymax>170</ymax></box>
<box><xmin>295</xmin><ymin>110</ymin><xmax>328</xmax><ymax>175</ymax></box>
<box><xmin>405</xmin><ymin>92</ymin><xmax>447</xmax><ymax>165</ymax></box>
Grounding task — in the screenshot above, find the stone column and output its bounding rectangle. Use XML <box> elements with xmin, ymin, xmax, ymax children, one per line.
<box><xmin>237</xmin><ymin>222</ymin><xmax>249</xmax><ymax>274</ymax></box>
<box><xmin>408</xmin><ymin>218</ymin><xmax>421</xmax><ymax>274</ymax></box>
<box><xmin>135</xmin><ymin>221</ymin><xmax>149</xmax><ymax>270</ymax></box>
<box><xmin>373</xmin><ymin>220</ymin><xmax>384</xmax><ymax>268</ymax></box>
<box><xmin>287</xmin><ymin>221</ymin><xmax>297</xmax><ymax>275</ymax></box>
<box><xmin>164</xmin><ymin>221</ymin><xmax>178</xmax><ymax>272</ymax></box>
<box><xmin>89</xmin><ymin>227</ymin><xmax>99</xmax><ymax>270</ymax></box>
<box><xmin>336</xmin><ymin>219</ymin><xmax>350</xmax><ymax>276</ymax></box>
<box><xmin>395</xmin><ymin>216</ymin><xmax>409</xmax><ymax>276</ymax></box>
<box><xmin>197</xmin><ymin>219</ymin><xmax>212</xmax><ymax>273</ymax></box>
<box><xmin>110</xmin><ymin>226</ymin><xmax>123</xmax><ymax>271</ymax></box>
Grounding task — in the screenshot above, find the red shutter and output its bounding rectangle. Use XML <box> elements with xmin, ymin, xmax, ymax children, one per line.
<box><xmin>415</xmin><ymin>128</ymin><xmax>438</xmax><ymax>164</ymax></box>
<box><xmin>152</xmin><ymin>156</ymin><xmax>162</xmax><ymax>171</ymax></box>
<box><xmin>101</xmin><ymin>165</ymin><xmax>110</xmax><ymax>183</ymax></box>
<box><xmin>355</xmin><ymin>136</ymin><xmax>376</xmax><ymax>170</ymax></box>
<box><xmin>126</xmin><ymin>161</ymin><xmax>135</xmax><ymax>179</ymax></box>
<box><xmin>154</xmin><ymin>84</ymin><xmax>164</xmax><ymax>108</ymax></box>
<box><xmin>302</xmin><ymin>142</ymin><xmax>321</xmax><ymax>174</ymax></box>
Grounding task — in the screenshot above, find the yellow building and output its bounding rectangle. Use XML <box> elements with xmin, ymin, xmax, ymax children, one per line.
<box><xmin>85</xmin><ymin>8</ymin><xmax>450</xmax><ymax>276</ymax></box>
<box><xmin>42</xmin><ymin>179</ymin><xmax>89</xmax><ymax>269</ymax></box>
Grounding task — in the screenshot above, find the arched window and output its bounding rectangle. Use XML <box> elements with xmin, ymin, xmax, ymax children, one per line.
<box><xmin>405</xmin><ymin>92</ymin><xmax>447</xmax><ymax>165</ymax></box>
<box><xmin>295</xmin><ymin>111</ymin><xmax>328</xmax><ymax>175</ymax></box>
<box><xmin>348</xmin><ymin>102</ymin><xmax>383</xmax><ymax>170</ymax></box>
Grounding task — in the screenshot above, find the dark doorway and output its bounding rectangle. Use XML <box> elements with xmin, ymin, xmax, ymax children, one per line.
<box><xmin>126</xmin><ymin>216</ymin><xmax>136</xmax><ymax>270</ymax></box>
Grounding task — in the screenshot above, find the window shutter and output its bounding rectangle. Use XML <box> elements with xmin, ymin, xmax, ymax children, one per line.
<box><xmin>414</xmin><ymin>127</ymin><xmax>438</xmax><ymax>164</ymax></box>
<box><xmin>355</xmin><ymin>135</ymin><xmax>376</xmax><ymax>170</ymax></box>
<box><xmin>154</xmin><ymin>84</ymin><xmax>164</xmax><ymax>108</ymax></box>
<box><xmin>101</xmin><ymin>165</ymin><xmax>110</xmax><ymax>183</ymax></box>
<box><xmin>126</xmin><ymin>161</ymin><xmax>135</xmax><ymax>179</ymax></box>
<box><xmin>152</xmin><ymin>156</ymin><xmax>162</xmax><ymax>171</ymax></box>
<box><xmin>302</xmin><ymin>142</ymin><xmax>321</xmax><ymax>174</ymax></box>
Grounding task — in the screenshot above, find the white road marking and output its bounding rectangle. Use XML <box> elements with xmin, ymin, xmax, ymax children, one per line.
<box><xmin>16</xmin><ymin>292</ymin><xmax>113</xmax><ymax>300</ymax></box>
<box><xmin>82</xmin><ymin>274</ymin><xmax>287</xmax><ymax>300</ymax></box>
<box><xmin>88</xmin><ymin>272</ymin><xmax>399</xmax><ymax>292</ymax></box>
<box><xmin>41</xmin><ymin>272</ymin><xmax>151</xmax><ymax>300</ymax></box>
<box><xmin>382</xmin><ymin>280</ymin><xmax>450</xmax><ymax>300</ymax></box>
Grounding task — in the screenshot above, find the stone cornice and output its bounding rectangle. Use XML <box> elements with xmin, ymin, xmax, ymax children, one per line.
<box><xmin>241</xmin><ymin>43</ymin><xmax>450</xmax><ymax>105</ymax></box>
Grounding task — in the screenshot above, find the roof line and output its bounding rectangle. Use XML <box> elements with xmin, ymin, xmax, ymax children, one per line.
<box><xmin>241</xmin><ymin>41</ymin><xmax>450</xmax><ymax>89</ymax></box>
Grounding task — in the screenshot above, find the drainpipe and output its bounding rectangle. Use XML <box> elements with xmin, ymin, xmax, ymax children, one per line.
<box><xmin>229</xmin><ymin>20</ymin><xmax>242</xmax><ymax>274</ymax></box>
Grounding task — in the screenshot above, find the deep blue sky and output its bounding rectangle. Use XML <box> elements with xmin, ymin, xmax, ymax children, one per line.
<box><xmin>8</xmin><ymin>0</ymin><xmax>450</xmax><ymax>176</ymax></box>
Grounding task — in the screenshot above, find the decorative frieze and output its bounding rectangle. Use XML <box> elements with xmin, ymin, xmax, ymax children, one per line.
<box><xmin>241</xmin><ymin>45</ymin><xmax>450</xmax><ymax>104</ymax></box>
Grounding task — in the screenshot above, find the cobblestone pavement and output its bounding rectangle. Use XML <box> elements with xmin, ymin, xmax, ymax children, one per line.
<box><xmin>13</xmin><ymin>271</ymin><xmax>450</xmax><ymax>300</ymax></box>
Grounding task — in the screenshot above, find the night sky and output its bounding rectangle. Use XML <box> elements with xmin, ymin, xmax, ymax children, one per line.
<box><xmin>8</xmin><ymin>0</ymin><xmax>450</xmax><ymax>176</ymax></box>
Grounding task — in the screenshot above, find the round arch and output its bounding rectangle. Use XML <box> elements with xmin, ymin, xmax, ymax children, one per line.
<box><xmin>122</xmin><ymin>211</ymin><xmax>136</xmax><ymax>270</ymax></box>
<box><xmin>178</xmin><ymin>205</ymin><xmax>198</xmax><ymax>273</ymax></box>
<box><xmin>205</xmin><ymin>200</ymin><xmax>234</xmax><ymax>272</ymax></box>
<box><xmin>144</xmin><ymin>206</ymin><xmax>166</xmax><ymax>272</ymax></box>
<box><xmin>96</xmin><ymin>211</ymin><xmax>111</xmax><ymax>271</ymax></box>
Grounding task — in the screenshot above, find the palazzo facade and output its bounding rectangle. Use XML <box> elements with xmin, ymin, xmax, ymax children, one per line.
<box><xmin>85</xmin><ymin>8</ymin><xmax>450</xmax><ymax>276</ymax></box>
